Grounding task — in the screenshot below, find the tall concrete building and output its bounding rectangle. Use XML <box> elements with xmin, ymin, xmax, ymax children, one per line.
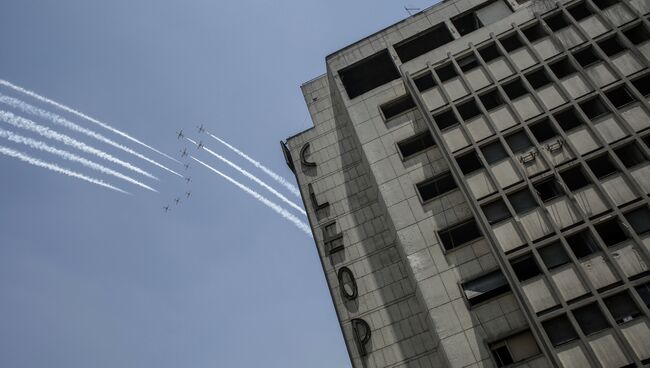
<box><xmin>281</xmin><ymin>0</ymin><xmax>650</xmax><ymax>366</ymax></box>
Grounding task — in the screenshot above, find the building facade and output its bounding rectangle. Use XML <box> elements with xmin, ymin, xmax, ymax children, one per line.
<box><xmin>281</xmin><ymin>0</ymin><xmax>650</xmax><ymax>366</ymax></box>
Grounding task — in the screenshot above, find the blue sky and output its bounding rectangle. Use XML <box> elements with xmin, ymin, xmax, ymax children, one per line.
<box><xmin>0</xmin><ymin>1</ymin><xmax>435</xmax><ymax>367</ymax></box>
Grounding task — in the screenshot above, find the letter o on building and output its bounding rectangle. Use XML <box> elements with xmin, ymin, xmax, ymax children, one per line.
<box><xmin>337</xmin><ymin>266</ymin><xmax>358</xmax><ymax>301</ymax></box>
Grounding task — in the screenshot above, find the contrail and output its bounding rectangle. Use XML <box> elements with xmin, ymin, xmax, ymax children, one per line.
<box><xmin>0</xmin><ymin>145</ymin><xmax>127</xmax><ymax>194</ymax></box>
<box><xmin>0</xmin><ymin>94</ymin><xmax>182</xmax><ymax>178</ymax></box>
<box><xmin>192</xmin><ymin>156</ymin><xmax>311</xmax><ymax>235</ymax></box>
<box><xmin>206</xmin><ymin>132</ymin><xmax>301</xmax><ymax>197</ymax></box>
<box><xmin>0</xmin><ymin>128</ymin><xmax>157</xmax><ymax>192</ymax></box>
<box><xmin>187</xmin><ymin>137</ymin><xmax>306</xmax><ymax>215</ymax></box>
<box><xmin>0</xmin><ymin>110</ymin><xmax>158</xmax><ymax>180</ymax></box>
<box><xmin>0</xmin><ymin>79</ymin><xmax>180</xmax><ymax>163</ymax></box>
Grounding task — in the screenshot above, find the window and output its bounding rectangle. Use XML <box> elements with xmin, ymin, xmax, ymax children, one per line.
<box><xmin>508</xmin><ymin>189</ymin><xmax>538</xmax><ymax>214</ymax></box>
<box><xmin>481</xmin><ymin>141</ymin><xmax>509</xmax><ymax>164</ymax></box>
<box><xmin>414</xmin><ymin>73</ymin><xmax>436</xmax><ymax>92</ymax></box>
<box><xmin>543</xmin><ymin>315</ymin><xmax>578</xmax><ymax>346</ymax></box>
<box><xmin>560</xmin><ymin>166</ymin><xmax>591</xmax><ymax>191</ymax></box>
<box><xmin>433</xmin><ymin>109</ymin><xmax>458</xmax><ymax>130</ymax></box>
<box><xmin>380</xmin><ymin>95</ymin><xmax>416</xmax><ymax>120</ymax></box>
<box><xmin>567</xmin><ymin>2</ymin><xmax>594</xmax><ymax>21</ymax></box>
<box><xmin>625</xmin><ymin>207</ymin><xmax>650</xmax><ymax>235</ymax></box>
<box><xmin>500</xmin><ymin>34</ymin><xmax>524</xmax><ymax>52</ymax></box>
<box><xmin>436</xmin><ymin>64</ymin><xmax>457</xmax><ymax>83</ymax></box>
<box><xmin>417</xmin><ymin>172</ymin><xmax>457</xmax><ymax>201</ymax></box>
<box><xmin>526</xmin><ymin>69</ymin><xmax>552</xmax><ymax>89</ymax></box>
<box><xmin>592</xmin><ymin>0</ymin><xmax>619</xmax><ymax>10</ymax></box>
<box><xmin>573</xmin><ymin>46</ymin><xmax>601</xmax><ymax>68</ymax></box>
<box><xmin>554</xmin><ymin>107</ymin><xmax>584</xmax><ymax>131</ymax></box>
<box><xmin>339</xmin><ymin>50</ymin><xmax>401</xmax><ymax>99</ymax></box>
<box><xmin>598</xmin><ymin>37</ymin><xmax>626</xmax><ymax>57</ymax></box>
<box><xmin>539</xmin><ymin>242</ymin><xmax>571</xmax><ymax>269</ymax></box>
<box><xmin>394</xmin><ymin>23</ymin><xmax>454</xmax><ymax>63</ymax></box>
<box><xmin>523</xmin><ymin>23</ymin><xmax>548</xmax><ymax>43</ymax></box>
<box><xmin>529</xmin><ymin>118</ymin><xmax>558</xmax><ymax>142</ymax></box>
<box><xmin>614</xmin><ymin>143</ymin><xmax>647</xmax><ymax>168</ymax></box>
<box><xmin>604</xmin><ymin>292</ymin><xmax>641</xmax><ymax>324</ymax></box>
<box><xmin>482</xmin><ymin>199</ymin><xmax>512</xmax><ymax>224</ymax></box>
<box><xmin>458</xmin><ymin>54</ymin><xmax>480</xmax><ymax>72</ymax></box>
<box><xmin>490</xmin><ymin>330</ymin><xmax>540</xmax><ymax>367</ymax></box>
<box><xmin>545</xmin><ymin>12</ymin><xmax>570</xmax><ymax>31</ymax></box>
<box><xmin>462</xmin><ymin>270</ymin><xmax>510</xmax><ymax>306</ymax></box>
<box><xmin>632</xmin><ymin>73</ymin><xmax>650</xmax><ymax>97</ymax></box>
<box><xmin>550</xmin><ymin>57</ymin><xmax>577</xmax><ymax>79</ymax></box>
<box><xmin>580</xmin><ymin>97</ymin><xmax>610</xmax><ymax>120</ymax></box>
<box><xmin>458</xmin><ymin>99</ymin><xmax>481</xmax><ymax>121</ymax></box>
<box><xmin>397</xmin><ymin>131</ymin><xmax>435</xmax><ymax>159</ymax></box>
<box><xmin>573</xmin><ymin>303</ymin><xmax>610</xmax><ymax>335</ymax></box>
<box><xmin>587</xmin><ymin>154</ymin><xmax>619</xmax><ymax>179</ymax></box>
<box><xmin>503</xmin><ymin>79</ymin><xmax>528</xmax><ymax>100</ymax></box>
<box><xmin>566</xmin><ymin>230</ymin><xmax>600</xmax><ymax>258</ymax></box>
<box><xmin>623</xmin><ymin>23</ymin><xmax>650</xmax><ymax>45</ymax></box>
<box><xmin>457</xmin><ymin>152</ymin><xmax>483</xmax><ymax>174</ymax></box>
<box><xmin>594</xmin><ymin>218</ymin><xmax>629</xmax><ymax>247</ymax></box>
<box><xmin>635</xmin><ymin>282</ymin><xmax>650</xmax><ymax>308</ymax></box>
<box><xmin>534</xmin><ymin>179</ymin><xmax>564</xmax><ymax>202</ymax></box>
<box><xmin>505</xmin><ymin>131</ymin><xmax>533</xmax><ymax>154</ymax></box>
<box><xmin>452</xmin><ymin>10</ymin><xmax>483</xmax><ymax>36</ymax></box>
<box><xmin>605</xmin><ymin>86</ymin><xmax>635</xmax><ymax>109</ymax></box>
<box><xmin>439</xmin><ymin>218</ymin><xmax>482</xmax><ymax>251</ymax></box>
<box><xmin>479</xmin><ymin>44</ymin><xmax>501</xmax><ymax>63</ymax></box>
<box><xmin>480</xmin><ymin>89</ymin><xmax>504</xmax><ymax>111</ymax></box>
<box><xmin>512</xmin><ymin>255</ymin><xmax>542</xmax><ymax>281</ymax></box>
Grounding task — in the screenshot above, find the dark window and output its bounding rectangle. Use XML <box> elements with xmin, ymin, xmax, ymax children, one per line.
<box><xmin>560</xmin><ymin>166</ymin><xmax>591</xmax><ymax>191</ymax></box>
<box><xmin>481</xmin><ymin>141</ymin><xmax>509</xmax><ymax>164</ymax></box>
<box><xmin>573</xmin><ymin>46</ymin><xmax>600</xmax><ymax>68</ymax></box>
<box><xmin>523</xmin><ymin>23</ymin><xmax>548</xmax><ymax>43</ymax></box>
<box><xmin>644</xmin><ymin>134</ymin><xmax>650</xmax><ymax>150</ymax></box>
<box><xmin>479</xmin><ymin>44</ymin><xmax>501</xmax><ymax>63</ymax></box>
<box><xmin>550</xmin><ymin>57</ymin><xmax>577</xmax><ymax>79</ymax></box>
<box><xmin>625</xmin><ymin>207</ymin><xmax>650</xmax><ymax>235</ymax></box>
<box><xmin>587</xmin><ymin>155</ymin><xmax>619</xmax><ymax>179</ymax></box>
<box><xmin>457</xmin><ymin>152</ymin><xmax>483</xmax><ymax>174</ymax></box>
<box><xmin>453</xmin><ymin>10</ymin><xmax>483</xmax><ymax>36</ymax></box>
<box><xmin>604</xmin><ymin>292</ymin><xmax>641</xmax><ymax>324</ymax></box>
<box><xmin>491</xmin><ymin>345</ymin><xmax>514</xmax><ymax>367</ymax></box>
<box><xmin>632</xmin><ymin>73</ymin><xmax>650</xmax><ymax>97</ymax></box>
<box><xmin>635</xmin><ymin>283</ymin><xmax>650</xmax><ymax>308</ymax></box>
<box><xmin>534</xmin><ymin>179</ymin><xmax>564</xmax><ymax>202</ymax></box>
<box><xmin>623</xmin><ymin>23</ymin><xmax>650</xmax><ymax>45</ymax></box>
<box><xmin>439</xmin><ymin>219</ymin><xmax>482</xmax><ymax>250</ymax></box>
<box><xmin>436</xmin><ymin>64</ymin><xmax>458</xmax><ymax>82</ymax></box>
<box><xmin>380</xmin><ymin>95</ymin><xmax>416</xmax><ymax>120</ymax></box>
<box><xmin>433</xmin><ymin>109</ymin><xmax>458</xmax><ymax>130</ymax></box>
<box><xmin>545</xmin><ymin>13</ymin><xmax>570</xmax><ymax>31</ymax></box>
<box><xmin>543</xmin><ymin>315</ymin><xmax>579</xmax><ymax>347</ymax></box>
<box><xmin>539</xmin><ymin>242</ymin><xmax>571</xmax><ymax>269</ymax></box>
<box><xmin>482</xmin><ymin>199</ymin><xmax>512</xmax><ymax>224</ymax></box>
<box><xmin>458</xmin><ymin>99</ymin><xmax>481</xmax><ymax>121</ymax></box>
<box><xmin>573</xmin><ymin>303</ymin><xmax>610</xmax><ymax>335</ymax></box>
<box><xmin>554</xmin><ymin>107</ymin><xmax>584</xmax><ymax>131</ymax></box>
<box><xmin>598</xmin><ymin>37</ymin><xmax>626</xmax><ymax>57</ymax></box>
<box><xmin>504</xmin><ymin>79</ymin><xmax>528</xmax><ymax>100</ymax></box>
<box><xmin>506</xmin><ymin>131</ymin><xmax>533</xmax><ymax>154</ymax></box>
<box><xmin>566</xmin><ymin>230</ymin><xmax>600</xmax><ymax>258</ymax></box>
<box><xmin>526</xmin><ymin>69</ymin><xmax>552</xmax><ymax>89</ymax></box>
<box><xmin>397</xmin><ymin>131</ymin><xmax>435</xmax><ymax>159</ymax></box>
<box><xmin>500</xmin><ymin>34</ymin><xmax>524</xmax><ymax>52</ymax></box>
<box><xmin>512</xmin><ymin>255</ymin><xmax>542</xmax><ymax>281</ymax></box>
<box><xmin>458</xmin><ymin>54</ymin><xmax>480</xmax><ymax>72</ymax></box>
<box><xmin>592</xmin><ymin>0</ymin><xmax>619</xmax><ymax>10</ymax></box>
<box><xmin>594</xmin><ymin>218</ymin><xmax>629</xmax><ymax>247</ymax></box>
<box><xmin>414</xmin><ymin>73</ymin><xmax>436</xmax><ymax>92</ymax></box>
<box><xmin>417</xmin><ymin>172</ymin><xmax>458</xmax><ymax>201</ymax></box>
<box><xmin>614</xmin><ymin>143</ymin><xmax>647</xmax><ymax>168</ymax></box>
<box><xmin>580</xmin><ymin>97</ymin><xmax>609</xmax><ymax>120</ymax></box>
<box><xmin>568</xmin><ymin>2</ymin><xmax>594</xmax><ymax>21</ymax></box>
<box><xmin>394</xmin><ymin>23</ymin><xmax>454</xmax><ymax>63</ymax></box>
<box><xmin>490</xmin><ymin>331</ymin><xmax>540</xmax><ymax>367</ymax></box>
<box><xmin>605</xmin><ymin>86</ymin><xmax>635</xmax><ymax>109</ymax></box>
<box><xmin>508</xmin><ymin>189</ymin><xmax>538</xmax><ymax>214</ymax></box>
<box><xmin>529</xmin><ymin>118</ymin><xmax>558</xmax><ymax>142</ymax></box>
<box><xmin>480</xmin><ymin>89</ymin><xmax>504</xmax><ymax>110</ymax></box>
<box><xmin>340</xmin><ymin>50</ymin><xmax>401</xmax><ymax>99</ymax></box>
<box><xmin>462</xmin><ymin>270</ymin><xmax>510</xmax><ymax>306</ymax></box>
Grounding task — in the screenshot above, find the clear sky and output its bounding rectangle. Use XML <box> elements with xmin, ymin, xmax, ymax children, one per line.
<box><xmin>0</xmin><ymin>1</ymin><xmax>436</xmax><ymax>367</ymax></box>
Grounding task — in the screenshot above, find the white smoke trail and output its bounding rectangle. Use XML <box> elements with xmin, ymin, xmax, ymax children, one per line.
<box><xmin>0</xmin><ymin>128</ymin><xmax>157</xmax><ymax>192</ymax></box>
<box><xmin>0</xmin><ymin>145</ymin><xmax>127</xmax><ymax>194</ymax></box>
<box><xmin>206</xmin><ymin>132</ymin><xmax>301</xmax><ymax>197</ymax></box>
<box><xmin>187</xmin><ymin>137</ymin><xmax>306</xmax><ymax>215</ymax></box>
<box><xmin>192</xmin><ymin>156</ymin><xmax>311</xmax><ymax>235</ymax></box>
<box><xmin>0</xmin><ymin>79</ymin><xmax>180</xmax><ymax>163</ymax></box>
<box><xmin>0</xmin><ymin>110</ymin><xmax>158</xmax><ymax>180</ymax></box>
<box><xmin>0</xmin><ymin>94</ymin><xmax>183</xmax><ymax>178</ymax></box>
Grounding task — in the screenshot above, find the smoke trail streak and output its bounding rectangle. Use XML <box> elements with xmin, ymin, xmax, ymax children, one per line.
<box><xmin>0</xmin><ymin>110</ymin><xmax>158</xmax><ymax>180</ymax></box>
<box><xmin>0</xmin><ymin>79</ymin><xmax>179</xmax><ymax>163</ymax></box>
<box><xmin>0</xmin><ymin>94</ymin><xmax>183</xmax><ymax>178</ymax></box>
<box><xmin>192</xmin><ymin>156</ymin><xmax>311</xmax><ymax>235</ymax></box>
<box><xmin>187</xmin><ymin>137</ymin><xmax>306</xmax><ymax>215</ymax></box>
<box><xmin>0</xmin><ymin>145</ymin><xmax>127</xmax><ymax>194</ymax></box>
<box><xmin>206</xmin><ymin>132</ymin><xmax>301</xmax><ymax>197</ymax></box>
<box><xmin>0</xmin><ymin>128</ymin><xmax>157</xmax><ymax>192</ymax></box>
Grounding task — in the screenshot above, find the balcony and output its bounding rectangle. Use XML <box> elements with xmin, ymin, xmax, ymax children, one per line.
<box><xmin>532</xmin><ymin>37</ymin><xmax>562</xmax><ymax>61</ymax></box>
<box><xmin>539</xmin><ymin>138</ymin><xmax>573</xmax><ymax>167</ymax></box>
<box><xmin>486</xmin><ymin>56</ymin><xmax>514</xmax><ymax>81</ymax></box>
<box><xmin>620</xmin><ymin>104</ymin><xmax>650</xmax><ymax>133</ymax></box>
<box><xmin>588</xmin><ymin>331</ymin><xmax>631</xmax><ymax>368</ymax></box>
<box><xmin>565</xmin><ymin>125</ymin><xmax>600</xmax><ymax>155</ymax></box>
<box><xmin>537</xmin><ymin>84</ymin><xmax>566</xmax><ymax>110</ymax></box>
<box><xmin>490</xmin><ymin>158</ymin><xmax>523</xmax><ymax>189</ymax></box>
<box><xmin>611</xmin><ymin>51</ymin><xmax>644</xmax><ymax>77</ymax></box>
<box><xmin>560</xmin><ymin>73</ymin><xmax>592</xmax><ymax>99</ymax></box>
<box><xmin>465</xmin><ymin>67</ymin><xmax>490</xmax><ymax>91</ymax></box>
<box><xmin>442</xmin><ymin>126</ymin><xmax>470</xmax><ymax>152</ymax></box>
<box><xmin>545</xmin><ymin>196</ymin><xmax>581</xmax><ymax>229</ymax></box>
<box><xmin>602</xmin><ymin>3</ymin><xmax>635</xmax><ymax>27</ymax></box>
<box><xmin>465</xmin><ymin>114</ymin><xmax>494</xmax><ymax>143</ymax></box>
<box><xmin>630</xmin><ymin>0</ymin><xmax>650</xmax><ymax>14</ymax></box>
<box><xmin>518</xmin><ymin>207</ymin><xmax>553</xmax><ymax>241</ymax></box>
<box><xmin>601</xmin><ymin>173</ymin><xmax>638</xmax><ymax>206</ymax></box>
<box><xmin>466</xmin><ymin>168</ymin><xmax>496</xmax><ymax>199</ymax></box>
<box><xmin>488</xmin><ymin>105</ymin><xmax>518</xmax><ymax>132</ymax></box>
<box><xmin>610</xmin><ymin>242</ymin><xmax>648</xmax><ymax>279</ymax></box>
<box><xmin>550</xmin><ymin>264</ymin><xmax>589</xmax><ymax>302</ymax></box>
<box><xmin>443</xmin><ymin>76</ymin><xmax>469</xmax><ymax>101</ymax></box>
<box><xmin>630</xmin><ymin>162</ymin><xmax>650</xmax><ymax>194</ymax></box>
<box><xmin>580</xmin><ymin>253</ymin><xmax>619</xmax><ymax>290</ymax></box>
<box><xmin>621</xmin><ymin>317</ymin><xmax>650</xmax><ymax>362</ymax></box>
<box><xmin>511</xmin><ymin>47</ymin><xmax>536</xmax><ymax>71</ymax></box>
<box><xmin>511</xmin><ymin>94</ymin><xmax>542</xmax><ymax>121</ymax></box>
<box><xmin>557</xmin><ymin>343</ymin><xmax>592</xmax><ymax>367</ymax></box>
<box><xmin>594</xmin><ymin>115</ymin><xmax>628</xmax><ymax>144</ymax></box>
<box><xmin>585</xmin><ymin>62</ymin><xmax>617</xmax><ymax>87</ymax></box>
<box><xmin>578</xmin><ymin>14</ymin><xmax>609</xmax><ymax>39</ymax></box>
<box><xmin>573</xmin><ymin>185</ymin><xmax>609</xmax><ymax>218</ymax></box>
<box><xmin>522</xmin><ymin>276</ymin><xmax>559</xmax><ymax>313</ymax></box>
<box><xmin>421</xmin><ymin>87</ymin><xmax>445</xmax><ymax>111</ymax></box>
<box><xmin>493</xmin><ymin>219</ymin><xmax>526</xmax><ymax>253</ymax></box>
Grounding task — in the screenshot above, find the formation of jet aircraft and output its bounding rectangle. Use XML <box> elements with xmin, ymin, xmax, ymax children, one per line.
<box><xmin>163</xmin><ymin>126</ymin><xmax>206</xmax><ymax>212</ymax></box>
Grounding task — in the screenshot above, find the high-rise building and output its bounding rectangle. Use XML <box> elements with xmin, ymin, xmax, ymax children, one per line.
<box><xmin>281</xmin><ymin>0</ymin><xmax>650</xmax><ymax>366</ymax></box>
